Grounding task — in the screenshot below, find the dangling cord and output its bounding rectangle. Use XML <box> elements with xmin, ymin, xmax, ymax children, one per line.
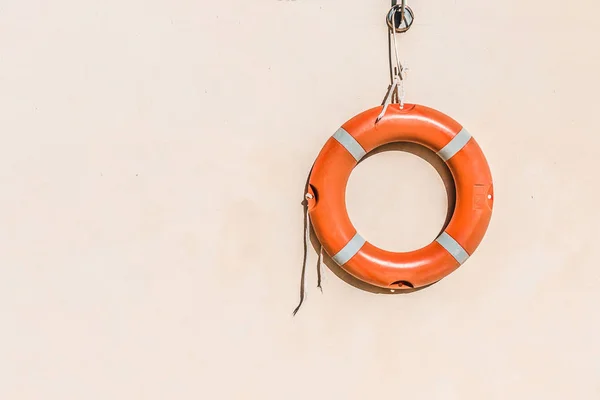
<box><xmin>293</xmin><ymin>191</ymin><xmax>325</xmax><ymax>316</ymax></box>
<box><xmin>292</xmin><ymin>196</ymin><xmax>310</xmax><ymax>316</ymax></box>
<box><xmin>316</xmin><ymin>244</ymin><xmax>323</xmax><ymax>293</ymax></box>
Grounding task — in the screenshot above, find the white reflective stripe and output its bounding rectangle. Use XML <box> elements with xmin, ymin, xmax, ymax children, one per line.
<box><xmin>332</xmin><ymin>128</ymin><xmax>367</xmax><ymax>162</ymax></box>
<box><xmin>437</xmin><ymin>128</ymin><xmax>472</xmax><ymax>161</ymax></box>
<box><xmin>332</xmin><ymin>233</ymin><xmax>366</xmax><ymax>266</ymax></box>
<box><xmin>436</xmin><ymin>232</ymin><xmax>469</xmax><ymax>264</ymax></box>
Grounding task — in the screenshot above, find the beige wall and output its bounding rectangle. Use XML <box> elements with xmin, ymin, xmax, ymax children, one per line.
<box><xmin>1</xmin><ymin>0</ymin><xmax>599</xmax><ymax>398</ymax></box>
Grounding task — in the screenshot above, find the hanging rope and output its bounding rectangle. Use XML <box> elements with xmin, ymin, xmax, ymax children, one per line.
<box><xmin>378</xmin><ymin>3</ymin><xmax>411</xmax><ymax>122</ymax></box>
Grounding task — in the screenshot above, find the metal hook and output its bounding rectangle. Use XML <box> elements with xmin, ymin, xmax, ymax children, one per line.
<box><xmin>394</xmin><ymin>0</ymin><xmax>406</xmax><ymax>27</ymax></box>
<box><xmin>386</xmin><ymin>1</ymin><xmax>415</xmax><ymax>34</ymax></box>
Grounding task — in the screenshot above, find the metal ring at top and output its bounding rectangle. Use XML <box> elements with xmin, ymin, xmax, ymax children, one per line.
<box><xmin>386</xmin><ymin>3</ymin><xmax>415</xmax><ymax>33</ymax></box>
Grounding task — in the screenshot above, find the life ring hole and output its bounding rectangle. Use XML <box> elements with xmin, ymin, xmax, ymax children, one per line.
<box><xmin>391</xmin><ymin>280</ymin><xmax>414</xmax><ymax>289</ymax></box>
<box><xmin>346</xmin><ymin>142</ymin><xmax>456</xmax><ymax>252</ymax></box>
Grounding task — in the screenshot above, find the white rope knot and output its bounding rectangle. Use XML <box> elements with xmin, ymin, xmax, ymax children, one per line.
<box><xmin>400</xmin><ymin>66</ymin><xmax>409</xmax><ymax>79</ymax></box>
<box><xmin>397</xmin><ymin>64</ymin><xmax>409</xmax><ymax>109</ymax></box>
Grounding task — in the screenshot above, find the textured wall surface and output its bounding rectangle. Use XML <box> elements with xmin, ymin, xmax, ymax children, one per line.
<box><xmin>1</xmin><ymin>0</ymin><xmax>599</xmax><ymax>398</ymax></box>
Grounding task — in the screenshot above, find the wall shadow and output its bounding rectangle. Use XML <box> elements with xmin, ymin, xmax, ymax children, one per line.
<box><xmin>308</xmin><ymin>142</ymin><xmax>457</xmax><ymax>295</ymax></box>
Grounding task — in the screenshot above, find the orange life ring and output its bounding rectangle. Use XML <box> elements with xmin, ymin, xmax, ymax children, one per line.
<box><xmin>306</xmin><ymin>103</ymin><xmax>494</xmax><ymax>290</ymax></box>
